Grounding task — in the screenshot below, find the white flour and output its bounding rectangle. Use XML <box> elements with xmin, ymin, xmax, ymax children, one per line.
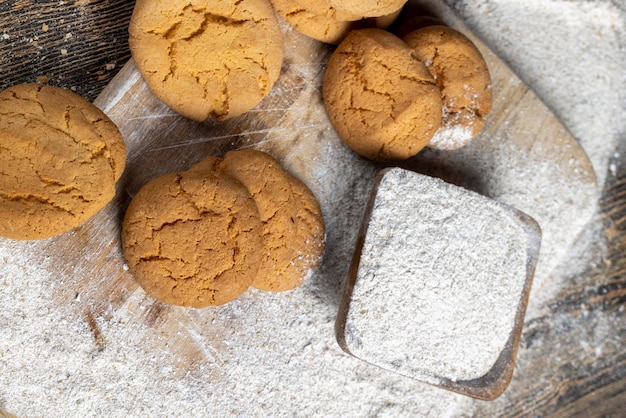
<box><xmin>428</xmin><ymin>123</ymin><xmax>473</xmax><ymax>150</ymax></box>
<box><xmin>341</xmin><ymin>169</ymin><xmax>534</xmax><ymax>384</ymax></box>
<box><xmin>447</xmin><ymin>0</ymin><xmax>626</xmax><ymax>188</ymax></box>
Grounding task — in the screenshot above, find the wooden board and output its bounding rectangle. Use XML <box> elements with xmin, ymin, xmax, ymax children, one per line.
<box><xmin>0</xmin><ymin>0</ymin><xmax>605</xmax><ymax>415</ymax></box>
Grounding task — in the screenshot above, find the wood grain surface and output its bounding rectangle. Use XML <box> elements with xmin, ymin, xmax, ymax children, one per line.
<box><xmin>0</xmin><ymin>0</ymin><xmax>134</xmax><ymax>101</ymax></box>
<box><xmin>1</xmin><ymin>0</ymin><xmax>625</xmax><ymax>417</ymax></box>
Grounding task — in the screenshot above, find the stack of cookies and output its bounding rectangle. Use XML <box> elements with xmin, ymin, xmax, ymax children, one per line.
<box><xmin>323</xmin><ymin>25</ymin><xmax>493</xmax><ymax>161</ymax></box>
<box><xmin>121</xmin><ymin>150</ymin><xmax>325</xmax><ymax>307</ymax></box>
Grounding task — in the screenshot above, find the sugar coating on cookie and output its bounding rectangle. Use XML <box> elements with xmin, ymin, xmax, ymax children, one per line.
<box><xmin>190</xmin><ymin>150</ymin><xmax>325</xmax><ymax>292</ymax></box>
<box><xmin>322</xmin><ymin>29</ymin><xmax>442</xmax><ymax>161</ymax></box>
<box><xmin>121</xmin><ymin>169</ymin><xmax>264</xmax><ymax>307</ymax></box>
<box><xmin>0</xmin><ymin>83</ymin><xmax>126</xmax><ymax>240</ymax></box>
<box><xmin>404</xmin><ymin>25</ymin><xmax>493</xmax><ymax>150</ymax></box>
<box><xmin>129</xmin><ymin>0</ymin><xmax>283</xmax><ymax>122</ymax></box>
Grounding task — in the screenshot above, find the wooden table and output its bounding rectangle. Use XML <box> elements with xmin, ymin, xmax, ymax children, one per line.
<box><xmin>1</xmin><ymin>1</ymin><xmax>624</xmax><ymax>416</ymax></box>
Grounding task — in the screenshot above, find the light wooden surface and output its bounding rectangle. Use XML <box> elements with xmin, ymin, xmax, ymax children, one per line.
<box><xmin>1</xmin><ymin>0</ymin><xmax>625</xmax><ymax>416</ymax></box>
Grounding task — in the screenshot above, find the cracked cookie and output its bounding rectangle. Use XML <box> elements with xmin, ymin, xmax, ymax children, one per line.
<box><xmin>223</xmin><ymin>150</ymin><xmax>325</xmax><ymax>291</ymax></box>
<box><xmin>129</xmin><ymin>0</ymin><xmax>284</xmax><ymax>122</ymax></box>
<box><xmin>294</xmin><ymin>0</ymin><xmax>405</xmax><ymax>21</ymax></box>
<box><xmin>326</xmin><ymin>0</ymin><xmax>407</xmax><ymax>19</ymax></box>
<box><xmin>322</xmin><ymin>29</ymin><xmax>442</xmax><ymax>161</ymax></box>
<box><xmin>270</xmin><ymin>0</ymin><xmax>358</xmax><ymax>44</ymax></box>
<box><xmin>0</xmin><ymin>83</ymin><xmax>126</xmax><ymax>240</ymax></box>
<box><xmin>270</xmin><ymin>0</ymin><xmax>402</xmax><ymax>44</ymax></box>
<box><xmin>121</xmin><ymin>168</ymin><xmax>263</xmax><ymax>307</ymax></box>
<box><xmin>292</xmin><ymin>0</ymin><xmax>362</xmax><ymax>22</ymax></box>
<box><xmin>403</xmin><ymin>25</ymin><xmax>492</xmax><ymax>150</ymax></box>
<box><xmin>191</xmin><ymin>150</ymin><xmax>325</xmax><ymax>292</ymax></box>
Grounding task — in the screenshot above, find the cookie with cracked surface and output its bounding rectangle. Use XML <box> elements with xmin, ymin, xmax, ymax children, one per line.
<box><xmin>322</xmin><ymin>29</ymin><xmax>442</xmax><ymax>161</ymax></box>
<box><xmin>129</xmin><ymin>0</ymin><xmax>284</xmax><ymax>122</ymax></box>
<box><xmin>326</xmin><ymin>0</ymin><xmax>407</xmax><ymax>19</ymax></box>
<box><xmin>0</xmin><ymin>83</ymin><xmax>126</xmax><ymax>240</ymax></box>
<box><xmin>292</xmin><ymin>0</ymin><xmax>362</xmax><ymax>21</ymax></box>
<box><xmin>270</xmin><ymin>0</ymin><xmax>357</xmax><ymax>44</ymax></box>
<box><xmin>271</xmin><ymin>0</ymin><xmax>402</xmax><ymax>44</ymax></box>
<box><xmin>191</xmin><ymin>150</ymin><xmax>325</xmax><ymax>292</ymax></box>
<box><xmin>404</xmin><ymin>25</ymin><xmax>492</xmax><ymax>150</ymax></box>
<box><xmin>121</xmin><ymin>168</ymin><xmax>263</xmax><ymax>307</ymax></box>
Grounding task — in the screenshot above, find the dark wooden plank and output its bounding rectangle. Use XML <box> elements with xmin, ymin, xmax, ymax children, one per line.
<box><xmin>0</xmin><ymin>0</ymin><xmax>135</xmax><ymax>101</ymax></box>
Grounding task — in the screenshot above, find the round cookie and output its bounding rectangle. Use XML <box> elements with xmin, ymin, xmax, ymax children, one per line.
<box><xmin>129</xmin><ymin>0</ymin><xmax>284</xmax><ymax>122</ymax></box>
<box><xmin>404</xmin><ymin>25</ymin><xmax>493</xmax><ymax>150</ymax></box>
<box><xmin>223</xmin><ymin>150</ymin><xmax>325</xmax><ymax>291</ymax></box>
<box><xmin>270</xmin><ymin>0</ymin><xmax>357</xmax><ymax>44</ymax></box>
<box><xmin>327</xmin><ymin>0</ymin><xmax>407</xmax><ymax>19</ymax></box>
<box><xmin>272</xmin><ymin>0</ymin><xmax>402</xmax><ymax>44</ymax></box>
<box><xmin>191</xmin><ymin>150</ymin><xmax>325</xmax><ymax>292</ymax></box>
<box><xmin>322</xmin><ymin>29</ymin><xmax>442</xmax><ymax>161</ymax></box>
<box><xmin>0</xmin><ymin>83</ymin><xmax>126</xmax><ymax>240</ymax></box>
<box><xmin>121</xmin><ymin>169</ymin><xmax>264</xmax><ymax>307</ymax></box>
<box><xmin>293</xmin><ymin>0</ymin><xmax>363</xmax><ymax>21</ymax></box>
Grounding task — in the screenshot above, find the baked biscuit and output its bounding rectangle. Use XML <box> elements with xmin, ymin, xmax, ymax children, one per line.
<box><xmin>404</xmin><ymin>25</ymin><xmax>492</xmax><ymax>150</ymax></box>
<box><xmin>322</xmin><ymin>29</ymin><xmax>442</xmax><ymax>161</ymax></box>
<box><xmin>222</xmin><ymin>150</ymin><xmax>325</xmax><ymax>291</ymax></box>
<box><xmin>270</xmin><ymin>0</ymin><xmax>357</xmax><ymax>44</ymax></box>
<box><xmin>191</xmin><ymin>150</ymin><xmax>325</xmax><ymax>292</ymax></box>
<box><xmin>271</xmin><ymin>0</ymin><xmax>402</xmax><ymax>44</ymax></box>
<box><xmin>129</xmin><ymin>0</ymin><xmax>284</xmax><ymax>122</ymax></box>
<box><xmin>293</xmin><ymin>0</ymin><xmax>362</xmax><ymax>21</ymax></box>
<box><xmin>327</xmin><ymin>0</ymin><xmax>407</xmax><ymax>19</ymax></box>
<box><xmin>121</xmin><ymin>168</ymin><xmax>263</xmax><ymax>307</ymax></box>
<box><xmin>0</xmin><ymin>83</ymin><xmax>126</xmax><ymax>240</ymax></box>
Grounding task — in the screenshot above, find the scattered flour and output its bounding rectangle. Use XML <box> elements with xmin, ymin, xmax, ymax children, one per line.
<box><xmin>447</xmin><ymin>0</ymin><xmax>626</xmax><ymax>187</ymax></box>
<box><xmin>0</xmin><ymin>142</ymin><xmax>476</xmax><ymax>417</ymax></box>
<box><xmin>428</xmin><ymin>123</ymin><xmax>473</xmax><ymax>150</ymax></box>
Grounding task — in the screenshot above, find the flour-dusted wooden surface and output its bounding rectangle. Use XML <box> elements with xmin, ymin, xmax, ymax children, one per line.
<box><xmin>1</xmin><ymin>0</ymin><xmax>625</xmax><ymax>417</ymax></box>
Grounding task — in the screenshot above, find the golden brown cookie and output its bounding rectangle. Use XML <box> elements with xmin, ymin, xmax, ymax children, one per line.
<box><xmin>322</xmin><ymin>29</ymin><xmax>442</xmax><ymax>161</ymax></box>
<box><xmin>270</xmin><ymin>0</ymin><xmax>357</xmax><ymax>44</ymax></box>
<box><xmin>129</xmin><ymin>0</ymin><xmax>284</xmax><ymax>122</ymax></box>
<box><xmin>404</xmin><ymin>25</ymin><xmax>493</xmax><ymax>150</ymax></box>
<box><xmin>0</xmin><ymin>83</ymin><xmax>126</xmax><ymax>240</ymax></box>
<box><xmin>327</xmin><ymin>0</ymin><xmax>407</xmax><ymax>19</ymax></box>
<box><xmin>271</xmin><ymin>0</ymin><xmax>402</xmax><ymax>44</ymax></box>
<box><xmin>121</xmin><ymin>168</ymin><xmax>263</xmax><ymax>307</ymax></box>
<box><xmin>223</xmin><ymin>150</ymin><xmax>325</xmax><ymax>291</ymax></box>
<box><xmin>191</xmin><ymin>150</ymin><xmax>325</xmax><ymax>292</ymax></box>
<box><xmin>293</xmin><ymin>0</ymin><xmax>362</xmax><ymax>21</ymax></box>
